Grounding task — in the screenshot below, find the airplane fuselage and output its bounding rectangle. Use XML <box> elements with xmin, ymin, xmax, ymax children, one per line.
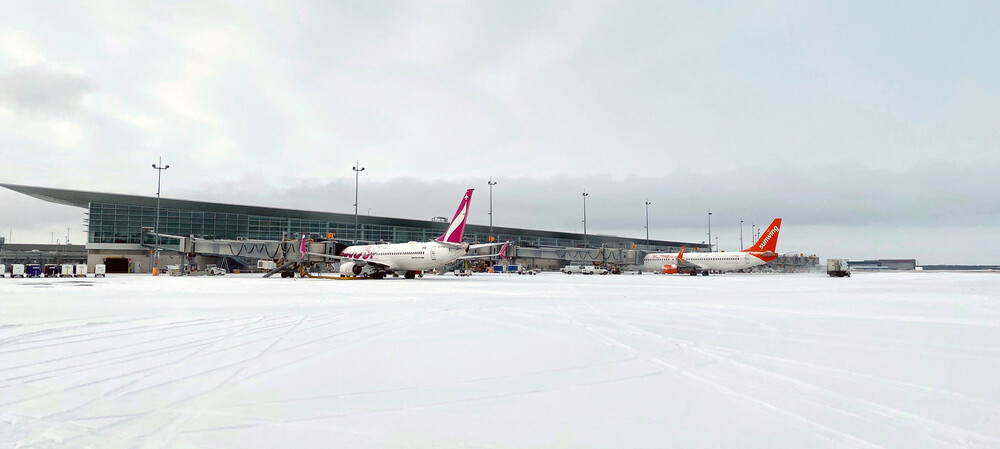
<box><xmin>642</xmin><ymin>251</ymin><xmax>769</xmax><ymax>273</ymax></box>
<box><xmin>340</xmin><ymin>240</ymin><xmax>469</xmax><ymax>273</ymax></box>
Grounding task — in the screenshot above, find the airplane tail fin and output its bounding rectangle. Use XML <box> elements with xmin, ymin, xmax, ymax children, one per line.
<box><xmin>744</xmin><ymin>218</ymin><xmax>782</xmax><ymax>253</ymax></box>
<box><xmin>436</xmin><ymin>189</ymin><xmax>474</xmax><ymax>244</ymax></box>
<box><xmin>678</xmin><ymin>245</ymin><xmax>685</xmax><ymax>260</ymax></box>
<box><xmin>498</xmin><ymin>241</ymin><xmax>510</xmax><ymax>261</ymax></box>
<box><xmin>300</xmin><ymin>234</ymin><xmax>307</xmax><ymax>256</ymax></box>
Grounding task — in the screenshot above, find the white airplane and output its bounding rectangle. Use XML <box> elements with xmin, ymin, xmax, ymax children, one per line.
<box><xmin>303</xmin><ymin>188</ymin><xmax>507</xmax><ymax>279</ymax></box>
<box><xmin>643</xmin><ymin>218</ymin><xmax>782</xmax><ymax>275</ymax></box>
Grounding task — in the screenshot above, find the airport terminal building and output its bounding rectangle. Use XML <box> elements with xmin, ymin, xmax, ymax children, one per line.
<box><xmin>3</xmin><ymin>184</ymin><xmax>706</xmax><ymax>273</ymax></box>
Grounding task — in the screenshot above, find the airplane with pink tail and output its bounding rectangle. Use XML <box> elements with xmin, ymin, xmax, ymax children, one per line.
<box><xmin>301</xmin><ymin>188</ymin><xmax>507</xmax><ymax>279</ymax></box>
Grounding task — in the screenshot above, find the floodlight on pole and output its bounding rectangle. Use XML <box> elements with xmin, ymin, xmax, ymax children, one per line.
<box><xmin>644</xmin><ymin>199</ymin><xmax>651</xmax><ymax>249</ymax></box>
<box><xmin>740</xmin><ymin>218</ymin><xmax>744</xmax><ymax>249</ymax></box>
<box><xmin>708</xmin><ymin>210</ymin><xmax>713</xmax><ymax>252</ymax></box>
<box><xmin>353</xmin><ymin>161</ymin><xmax>365</xmax><ymax>243</ymax></box>
<box><xmin>488</xmin><ymin>177</ymin><xmax>498</xmax><ymax>240</ymax></box>
<box><xmin>152</xmin><ymin>157</ymin><xmax>169</xmax><ymax>273</ymax></box>
<box><xmin>582</xmin><ymin>190</ymin><xmax>589</xmax><ymax>247</ymax></box>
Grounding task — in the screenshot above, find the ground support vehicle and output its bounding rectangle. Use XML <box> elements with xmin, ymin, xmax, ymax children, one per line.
<box><xmin>560</xmin><ymin>265</ymin><xmax>609</xmax><ymax>275</ymax></box>
<box><xmin>827</xmin><ymin>259</ymin><xmax>851</xmax><ymax>277</ymax></box>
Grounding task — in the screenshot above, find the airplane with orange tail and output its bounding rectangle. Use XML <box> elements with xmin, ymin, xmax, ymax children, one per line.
<box><xmin>642</xmin><ymin>218</ymin><xmax>782</xmax><ymax>275</ymax></box>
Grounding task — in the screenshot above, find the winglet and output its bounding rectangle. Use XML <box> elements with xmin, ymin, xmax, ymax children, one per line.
<box><xmin>498</xmin><ymin>241</ymin><xmax>510</xmax><ymax>261</ymax></box>
<box><xmin>436</xmin><ymin>189</ymin><xmax>474</xmax><ymax>244</ymax></box>
<box><xmin>300</xmin><ymin>233</ymin><xmax>307</xmax><ymax>256</ymax></box>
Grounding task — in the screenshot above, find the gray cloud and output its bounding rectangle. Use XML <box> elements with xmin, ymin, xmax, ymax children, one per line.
<box><xmin>2</xmin><ymin>1</ymin><xmax>1000</xmax><ymax>264</ymax></box>
<box><xmin>0</xmin><ymin>66</ymin><xmax>97</xmax><ymax>115</ymax></box>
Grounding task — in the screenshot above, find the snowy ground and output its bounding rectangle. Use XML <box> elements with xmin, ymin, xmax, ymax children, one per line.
<box><xmin>1</xmin><ymin>271</ymin><xmax>998</xmax><ymax>448</ymax></box>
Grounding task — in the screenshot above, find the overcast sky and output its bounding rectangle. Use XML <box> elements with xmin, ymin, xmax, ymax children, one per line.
<box><xmin>2</xmin><ymin>1</ymin><xmax>998</xmax><ymax>264</ymax></box>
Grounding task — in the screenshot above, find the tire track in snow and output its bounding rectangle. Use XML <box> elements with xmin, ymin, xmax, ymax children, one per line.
<box><xmin>0</xmin><ymin>316</ymin><xmax>272</xmax><ymax>376</ymax></box>
<box><xmin>575</xmin><ymin>300</ymin><xmax>1000</xmax><ymax>448</ymax></box>
<box><xmin>628</xmin><ymin>300</ymin><xmax>1000</xmax><ymax>360</ymax></box>
<box><xmin>552</xmin><ymin>300</ymin><xmax>891</xmax><ymax>449</ymax></box>
<box><xmin>28</xmin><ymin>314</ymin><xmax>297</xmax><ymax>446</ymax></box>
<box><xmin>1</xmin><ymin>316</ymin><xmax>285</xmax><ymax>386</ymax></box>
<box><xmin>45</xmin><ymin>312</ymin><xmax>367</xmax><ymax>444</ymax></box>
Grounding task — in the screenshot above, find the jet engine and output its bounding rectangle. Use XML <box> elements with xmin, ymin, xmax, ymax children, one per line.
<box><xmin>661</xmin><ymin>264</ymin><xmax>679</xmax><ymax>274</ymax></box>
<box><xmin>340</xmin><ymin>262</ymin><xmax>363</xmax><ymax>276</ymax></box>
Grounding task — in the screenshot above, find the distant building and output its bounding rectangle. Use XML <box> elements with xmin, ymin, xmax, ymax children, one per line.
<box><xmin>919</xmin><ymin>264</ymin><xmax>1000</xmax><ymax>271</ymax></box>
<box><xmin>848</xmin><ymin>259</ymin><xmax>917</xmax><ymax>270</ymax></box>
<box><xmin>0</xmin><ymin>244</ymin><xmax>87</xmax><ymax>265</ymax></box>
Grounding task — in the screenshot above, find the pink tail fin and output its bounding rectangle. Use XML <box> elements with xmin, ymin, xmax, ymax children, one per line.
<box><xmin>436</xmin><ymin>189</ymin><xmax>474</xmax><ymax>244</ymax></box>
<box><xmin>498</xmin><ymin>241</ymin><xmax>510</xmax><ymax>261</ymax></box>
<box><xmin>300</xmin><ymin>234</ymin><xmax>307</xmax><ymax>255</ymax></box>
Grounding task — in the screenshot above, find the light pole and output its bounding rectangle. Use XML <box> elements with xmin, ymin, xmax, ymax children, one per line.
<box><xmin>644</xmin><ymin>199</ymin><xmax>651</xmax><ymax>249</ymax></box>
<box><xmin>716</xmin><ymin>236</ymin><xmax>719</xmax><ymax>253</ymax></box>
<box><xmin>152</xmin><ymin>157</ymin><xmax>169</xmax><ymax>273</ymax></box>
<box><xmin>708</xmin><ymin>210</ymin><xmax>712</xmax><ymax>252</ymax></box>
<box><xmin>488</xmin><ymin>177</ymin><xmax>498</xmax><ymax>240</ymax></box>
<box><xmin>582</xmin><ymin>190</ymin><xmax>589</xmax><ymax>247</ymax></box>
<box><xmin>353</xmin><ymin>161</ymin><xmax>365</xmax><ymax>243</ymax></box>
<box><xmin>740</xmin><ymin>218</ymin><xmax>744</xmax><ymax>249</ymax></box>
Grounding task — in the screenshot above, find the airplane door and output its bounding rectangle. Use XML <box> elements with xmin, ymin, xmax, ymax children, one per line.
<box><xmin>430</xmin><ymin>247</ymin><xmax>437</xmax><ymax>260</ymax></box>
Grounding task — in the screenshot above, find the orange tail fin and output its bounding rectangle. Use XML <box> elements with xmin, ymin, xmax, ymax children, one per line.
<box><xmin>744</xmin><ymin>218</ymin><xmax>782</xmax><ymax>253</ymax></box>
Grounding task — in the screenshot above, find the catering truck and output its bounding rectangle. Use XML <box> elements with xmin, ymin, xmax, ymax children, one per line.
<box><xmin>827</xmin><ymin>259</ymin><xmax>851</xmax><ymax>277</ymax></box>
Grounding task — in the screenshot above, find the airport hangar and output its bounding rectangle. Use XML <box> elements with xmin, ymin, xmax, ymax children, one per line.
<box><xmin>2</xmin><ymin>183</ymin><xmax>708</xmax><ymax>273</ymax></box>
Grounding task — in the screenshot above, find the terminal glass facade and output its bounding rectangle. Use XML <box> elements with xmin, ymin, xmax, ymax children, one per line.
<box><xmin>2</xmin><ymin>184</ymin><xmax>698</xmax><ymax>253</ymax></box>
<box><xmin>85</xmin><ymin>202</ymin><xmax>675</xmax><ymax>250</ymax></box>
<box><xmin>87</xmin><ymin>202</ymin><xmax>442</xmax><ymax>245</ymax></box>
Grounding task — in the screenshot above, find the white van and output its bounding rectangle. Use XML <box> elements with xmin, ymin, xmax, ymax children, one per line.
<box><xmin>61</xmin><ymin>264</ymin><xmax>76</xmax><ymax>277</ymax></box>
<box><xmin>11</xmin><ymin>264</ymin><xmax>25</xmax><ymax>278</ymax></box>
<box><xmin>0</xmin><ymin>264</ymin><xmax>5</xmax><ymax>277</ymax></box>
<box><xmin>95</xmin><ymin>264</ymin><xmax>107</xmax><ymax>277</ymax></box>
<box><xmin>560</xmin><ymin>265</ymin><xmax>609</xmax><ymax>275</ymax></box>
<box><xmin>75</xmin><ymin>264</ymin><xmax>88</xmax><ymax>277</ymax></box>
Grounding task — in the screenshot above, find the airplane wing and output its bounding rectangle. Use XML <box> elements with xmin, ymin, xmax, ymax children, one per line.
<box><xmin>468</xmin><ymin>241</ymin><xmax>509</xmax><ymax>251</ymax></box>
<box><xmin>300</xmin><ymin>251</ymin><xmax>392</xmax><ymax>269</ymax></box>
<box><xmin>674</xmin><ymin>258</ymin><xmax>702</xmax><ymax>270</ymax></box>
<box><xmin>459</xmin><ymin>241</ymin><xmax>510</xmax><ymax>260</ymax></box>
<box><xmin>671</xmin><ymin>246</ymin><xmax>704</xmax><ymax>271</ymax></box>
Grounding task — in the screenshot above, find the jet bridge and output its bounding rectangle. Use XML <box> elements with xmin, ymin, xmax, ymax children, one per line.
<box><xmin>140</xmin><ymin>231</ymin><xmax>645</xmax><ymax>276</ymax></box>
<box><xmin>141</xmin><ymin>232</ymin><xmax>346</xmax><ymax>276</ymax></box>
<box><xmin>506</xmin><ymin>245</ymin><xmax>643</xmax><ymax>266</ymax></box>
